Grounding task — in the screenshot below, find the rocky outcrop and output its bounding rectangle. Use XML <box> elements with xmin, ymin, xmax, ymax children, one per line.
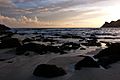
<box><xmin>94</xmin><ymin>43</ymin><xmax>120</xmax><ymax>69</ymax></box>
<box><xmin>101</xmin><ymin>19</ymin><xmax>120</xmax><ymax>28</ymax></box>
<box><xmin>33</xmin><ymin>64</ymin><xmax>66</xmax><ymax>78</ymax></box>
<box><xmin>0</xmin><ymin>24</ymin><xmax>10</xmax><ymax>30</ymax></box>
<box><xmin>0</xmin><ymin>24</ymin><xmax>11</xmax><ymax>34</ymax></box>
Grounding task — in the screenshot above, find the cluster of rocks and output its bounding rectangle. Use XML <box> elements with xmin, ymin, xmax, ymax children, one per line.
<box><xmin>75</xmin><ymin>43</ymin><xmax>120</xmax><ymax>70</ymax></box>
<box><xmin>16</xmin><ymin>42</ymin><xmax>81</xmax><ymax>55</ymax></box>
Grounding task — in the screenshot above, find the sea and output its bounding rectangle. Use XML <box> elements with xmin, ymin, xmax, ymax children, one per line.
<box><xmin>11</xmin><ymin>28</ymin><xmax>120</xmax><ymax>43</ymax></box>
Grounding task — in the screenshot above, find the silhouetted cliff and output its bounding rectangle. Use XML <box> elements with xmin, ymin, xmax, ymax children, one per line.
<box><xmin>0</xmin><ymin>24</ymin><xmax>10</xmax><ymax>30</ymax></box>
<box><xmin>101</xmin><ymin>19</ymin><xmax>120</xmax><ymax>28</ymax></box>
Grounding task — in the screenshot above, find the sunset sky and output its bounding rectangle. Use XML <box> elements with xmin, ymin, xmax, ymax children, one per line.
<box><xmin>0</xmin><ymin>0</ymin><xmax>120</xmax><ymax>28</ymax></box>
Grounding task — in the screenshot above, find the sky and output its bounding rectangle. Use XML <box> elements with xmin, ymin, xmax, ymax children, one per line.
<box><xmin>0</xmin><ymin>0</ymin><xmax>120</xmax><ymax>28</ymax></box>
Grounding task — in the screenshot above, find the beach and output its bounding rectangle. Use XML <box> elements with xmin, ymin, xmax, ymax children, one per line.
<box><xmin>0</xmin><ymin>48</ymin><xmax>100</xmax><ymax>80</ymax></box>
<box><xmin>0</xmin><ymin>28</ymin><xmax>120</xmax><ymax>80</ymax></box>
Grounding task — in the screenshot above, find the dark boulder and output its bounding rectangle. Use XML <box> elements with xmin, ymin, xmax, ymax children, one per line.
<box><xmin>33</xmin><ymin>64</ymin><xmax>66</xmax><ymax>78</ymax></box>
<box><xmin>75</xmin><ymin>56</ymin><xmax>99</xmax><ymax>70</ymax></box>
<box><xmin>81</xmin><ymin>42</ymin><xmax>101</xmax><ymax>46</ymax></box>
<box><xmin>0</xmin><ymin>37</ymin><xmax>21</xmax><ymax>48</ymax></box>
<box><xmin>97</xmin><ymin>56</ymin><xmax>120</xmax><ymax>69</ymax></box>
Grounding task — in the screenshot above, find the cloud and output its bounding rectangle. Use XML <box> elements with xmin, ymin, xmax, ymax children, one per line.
<box><xmin>12</xmin><ymin>0</ymin><xmax>33</xmax><ymax>3</ymax></box>
<box><xmin>0</xmin><ymin>0</ymin><xmax>15</xmax><ymax>7</ymax></box>
<box><xmin>0</xmin><ymin>15</ymin><xmax>70</xmax><ymax>28</ymax></box>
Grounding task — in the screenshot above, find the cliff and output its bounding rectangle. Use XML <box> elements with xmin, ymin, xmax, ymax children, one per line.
<box><xmin>0</xmin><ymin>24</ymin><xmax>10</xmax><ymax>30</ymax></box>
<box><xmin>101</xmin><ymin>19</ymin><xmax>120</xmax><ymax>28</ymax></box>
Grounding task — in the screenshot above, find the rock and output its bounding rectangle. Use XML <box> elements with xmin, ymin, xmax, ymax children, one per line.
<box><xmin>16</xmin><ymin>43</ymin><xmax>45</xmax><ymax>55</ymax></box>
<box><xmin>97</xmin><ymin>56</ymin><xmax>119</xmax><ymax>69</ymax></box>
<box><xmin>7</xmin><ymin>60</ymin><xmax>13</xmax><ymax>63</ymax></box>
<box><xmin>24</xmin><ymin>52</ymin><xmax>30</xmax><ymax>56</ymax></box>
<box><xmin>60</xmin><ymin>42</ymin><xmax>80</xmax><ymax>51</ymax></box>
<box><xmin>94</xmin><ymin>43</ymin><xmax>120</xmax><ymax>58</ymax></box>
<box><xmin>0</xmin><ymin>59</ymin><xmax>6</xmax><ymax>61</ymax></box>
<box><xmin>81</xmin><ymin>42</ymin><xmax>101</xmax><ymax>46</ymax></box>
<box><xmin>81</xmin><ymin>34</ymin><xmax>101</xmax><ymax>47</ymax></box>
<box><xmin>60</xmin><ymin>51</ymin><xmax>67</xmax><ymax>55</ymax></box>
<box><xmin>42</xmin><ymin>38</ymin><xmax>57</xmax><ymax>42</ymax></box>
<box><xmin>88</xmin><ymin>34</ymin><xmax>97</xmax><ymax>43</ymax></box>
<box><xmin>80</xmin><ymin>47</ymin><xmax>86</xmax><ymax>50</ymax></box>
<box><xmin>94</xmin><ymin>43</ymin><xmax>120</xmax><ymax>68</ymax></box>
<box><xmin>61</xmin><ymin>34</ymin><xmax>83</xmax><ymax>39</ymax></box>
<box><xmin>22</xmin><ymin>38</ymin><xmax>33</xmax><ymax>44</ymax></box>
<box><xmin>33</xmin><ymin>64</ymin><xmax>66</xmax><ymax>78</ymax></box>
<box><xmin>45</xmin><ymin>45</ymin><xmax>62</xmax><ymax>53</ymax></box>
<box><xmin>60</xmin><ymin>34</ymin><xmax>73</xmax><ymax>38</ymax></box>
<box><xmin>0</xmin><ymin>37</ymin><xmax>21</xmax><ymax>48</ymax></box>
<box><xmin>75</xmin><ymin>56</ymin><xmax>99</xmax><ymax>70</ymax></box>
<box><xmin>19</xmin><ymin>33</ymin><xmax>25</xmax><ymax>35</ymax></box>
<box><xmin>79</xmin><ymin>39</ymin><xmax>84</xmax><ymax>42</ymax></box>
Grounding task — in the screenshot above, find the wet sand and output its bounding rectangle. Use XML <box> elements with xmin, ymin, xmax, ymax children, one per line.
<box><xmin>1</xmin><ymin>48</ymin><xmax>120</xmax><ymax>80</ymax></box>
